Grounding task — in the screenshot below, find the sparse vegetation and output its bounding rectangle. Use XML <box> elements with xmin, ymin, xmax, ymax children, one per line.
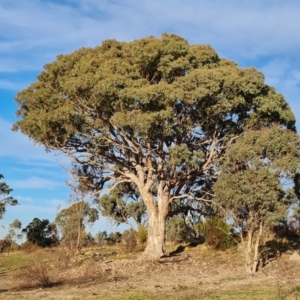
<box><xmin>0</xmin><ymin>242</ymin><xmax>299</xmax><ymax>299</ymax></box>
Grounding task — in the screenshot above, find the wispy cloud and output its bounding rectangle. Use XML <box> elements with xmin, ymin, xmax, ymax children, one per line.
<box><xmin>259</xmin><ymin>59</ymin><xmax>300</xmax><ymax>124</ymax></box>
<box><xmin>0</xmin><ymin>79</ymin><xmax>22</xmax><ymax>90</ymax></box>
<box><xmin>0</xmin><ymin>117</ymin><xmax>71</xmax><ymax>166</ymax></box>
<box><xmin>0</xmin><ymin>0</ymin><xmax>300</xmax><ymax>236</ymax></box>
<box><xmin>14</xmin><ymin>195</ymin><xmax>34</xmax><ymax>204</ymax></box>
<box><xmin>9</xmin><ymin>176</ymin><xmax>63</xmax><ymax>189</ymax></box>
<box><xmin>1</xmin><ymin>0</ymin><xmax>300</xmax><ymax>73</ymax></box>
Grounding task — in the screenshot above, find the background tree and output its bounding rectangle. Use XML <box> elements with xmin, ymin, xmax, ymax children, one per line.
<box><xmin>55</xmin><ymin>200</ymin><xmax>98</xmax><ymax>252</ymax></box>
<box><xmin>0</xmin><ymin>174</ymin><xmax>18</xmax><ymax>220</ymax></box>
<box><xmin>5</xmin><ymin>219</ymin><xmax>22</xmax><ymax>252</ymax></box>
<box><xmin>107</xmin><ymin>232</ymin><xmax>122</xmax><ymax>245</ymax></box>
<box><xmin>97</xmin><ymin>182</ymin><xmax>146</xmax><ymax>230</ymax></box>
<box><xmin>55</xmin><ymin>170</ymin><xmax>99</xmax><ymax>252</ymax></box>
<box><xmin>95</xmin><ymin>231</ymin><xmax>108</xmax><ymax>245</ymax></box>
<box><xmin>14</xmin><ymin>33</ymin><xmax>296</xmax><ymax>260</ymax></box>
<box><xmin>22</xmin><ymin>218</ymin><xmax>58</xmax><ymax>247</ymax></box>
<box><xmin>213</xmin><ymin>126</ymin><xmax>300</xmax><ymax>274</ymax></box>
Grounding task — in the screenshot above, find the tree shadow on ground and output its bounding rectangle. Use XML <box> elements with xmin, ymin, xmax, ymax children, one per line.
<box><xmin>168</xmin><ymin>237</ymin><xmax>205</xmax><ymax>257</ymax></box>
<box><xmin>259</xmin><ymin>232</ymin><xmax>300</xmax><ymax>268</ymax></box>
<box><xmin>169</xmin><ymin>245</ymin><xmax>186</xmax><ymax>256</ymax></box>
<box><xmin>11</xmin><ymin>281</ymin><xmax>63</xmax><ymax>292</ymax></box>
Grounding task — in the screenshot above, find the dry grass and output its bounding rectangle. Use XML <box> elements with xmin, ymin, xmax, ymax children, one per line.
<box><xmin>1</xmin><ymin>243</ymin><xmax>300</xmax><ymax>299</ymax></box>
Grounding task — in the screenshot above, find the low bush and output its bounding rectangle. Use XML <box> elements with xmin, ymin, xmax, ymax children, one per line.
<box><xmin>166</xmin><ymin>216</ymin><xmax>190</xmax><ymax>243</ymax></box>
<box><xmin>122</xmin><ymin>229</ymin><xmax>137</xmax><ymax>251</ymax></box>
<box><xmin>17</xmin><ymin>260</ymin><xmax>53</xmax><ymax>287</ymax></box>
<box><xmin>137</xmin><ymin>226</ymin><xmax>148</xmax><ymax>244</ymax></box>
<box><xmin>196</xmin><ymin>216</ymin><xmax>235</xmax><ymax>250</ymax></box>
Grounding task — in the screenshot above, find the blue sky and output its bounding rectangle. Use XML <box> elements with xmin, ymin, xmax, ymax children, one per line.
<box><xmin>1</xmin><ymin>0</ymin><xmax>300</xmax><ymax>237</ymax></box>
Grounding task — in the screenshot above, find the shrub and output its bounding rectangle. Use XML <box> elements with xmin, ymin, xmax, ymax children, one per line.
<box><xmin>17</xmin><ymin>260</ymin><xmax>53</xmax><ymax>287</ymax></box>
<box><xmin>107</xmin><ymin>232</ymin><xmax>122</xmax><ymax>245</ymax></box>
<box><xmin>137</xmin><ymin>226</ymin><xmax>148</xmax><ymax>244</ymax></box>
<box><xmin>166</xmin><ymin>216</ymin><xmax>190</xmax><ymax>243</ymax></box>
<box><xmin>196</xmin><ymin>216</ymin><xmax>235</xmax><ymax>250</ymax></box>
<box><xmin>82</xmin><ymin>232</ymin><xmax>95</xmax><ymax>247</ymax></box>
<box><xmin>20</xmin><ymin>241</ymin><xmax>39</xmax><ymax>253</ymax></box>
<box><xmin>122</xmin><ymin>229</ymin><xmax>137</xmax><ymax>251</ymax></box>
<box><xmin>0</xmin><ymin>239</ymin><xmax>12</xmax><ymax>253</ymax></box>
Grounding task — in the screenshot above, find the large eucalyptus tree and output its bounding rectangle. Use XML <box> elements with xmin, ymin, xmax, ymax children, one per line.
<box><xmin>14</xmin><ymin>34</ymin><xmax>295</xmax><ymax>259</ymax></box>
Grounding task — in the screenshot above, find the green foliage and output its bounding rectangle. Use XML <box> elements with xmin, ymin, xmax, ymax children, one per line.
<box><xmin>5</xmin><ymin>219</ymin><xmax>22</xmax><ymax>251</ymax></box>
<box><xmin>0</xmin><ymin>174</ymin><xmax>18</xmax><ymax>220</ymax></box>
<box><xmin>97</xmin><ymin>183</ymin><xmax>146</xmax><ymax>228</ymax></box>
<box><xmin>137</xmin><ymin>226</ymin><xmax>148</xmax><ymax>244</ymax></box>
<box><xmin>14</xmin><ymin>33</ymin><xmax>295</xmax><ymax>195</ymax></box>
<box><xmin>166</xmin><ymin>216</ymin><xmax>189</xmax><ymax>243</ymax></box>
<box><xmin>22</xmin><ymin>218</ymin><xmax>58</xmax><ymax>247</ymax></box>
<box><xmin>213</xmin><ymin>126</ymin><xmax>300</xmax><ymax>231</ymax></box>
<box><xmin>10</xmin><ymin>218</ymin><xmax>22</xmax><ymax>229</ymax></box>
<box><xmin>196</xmin><ymin>217</ymin><xmax>235</xmax><ymax>250</ymax></box>
<box><xmin>213</xmin><ymin>125</ymin><xmax>300</xmax><ymax>273</ymax></box>
<box><xmin>55</xmin><ymin>201</ymin><xmax>98</xmax><ymax>250</ymax></box>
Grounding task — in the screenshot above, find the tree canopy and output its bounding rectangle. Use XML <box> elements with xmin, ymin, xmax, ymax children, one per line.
<box><xmin>55</xmin><ymin>201</ymin><xmax>98</xmax><ymax>251</ymax></box>
<box><xmin>14</xmin><ymin>33</ymin><xmax>296</xmax><ymax>259</ymax></box>
<box><xmin>22</xmin><ymin>218</ymin><xmax>58</xmax><ymax>247</ymax></box>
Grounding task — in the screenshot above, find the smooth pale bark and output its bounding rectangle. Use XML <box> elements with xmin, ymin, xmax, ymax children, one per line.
<box><xmin>245</xmin><ymin>229</ymin><xmax>253</xmax><ymax>274</ymax></box>
<box><xmin>138</xmin><ymin>182</ymin><xmax>170</xmax><ymax>260</ymax></box>
<box><xmin>76</xmin><ymin>222</ymin><xmax>82</xmax><ymax>253</ymax></box>
<box><xmin>142</xmin><ymin>208</ymin><xmax>168</xmax><ymax>260</ymax></box>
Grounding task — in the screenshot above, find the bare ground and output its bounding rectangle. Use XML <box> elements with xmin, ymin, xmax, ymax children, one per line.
<box><xmin>1</xmin><ymin>244</ymin><xmax>300</xmax><ymax>299</ymax></box>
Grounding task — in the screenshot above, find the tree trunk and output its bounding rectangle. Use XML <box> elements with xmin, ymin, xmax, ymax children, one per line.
<box><xmin>134</xmin><ymin>177</ymin><xmax>170</xmax><ymax>261</ymax></box>
<box><xmin>142</xmin><ymin>207</ymin><xmax>168</xmax><ymax>260</ymax></box>
<box><xmin>252</xmin><ymin>222</ymin><xmax>263</xmax><ymax>273</ymax></box>
<box><xmin>76</xmin><ymin>222</ymin><xmax>82</xmax><ymax>254</ymax></box>
<box><xmin>245</xmin><ymin>229</ymin><xmax>253</xmax><ymax>274</ymax></box>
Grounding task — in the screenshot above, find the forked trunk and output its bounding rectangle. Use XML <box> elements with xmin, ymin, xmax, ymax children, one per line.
<box><xmin>137</xmin><ymin>181</ymin><xmax>169</xmax><ymax>261</ymax></box>
<box><xmin>76</xmin><ymin>222</ymin><xmax>82</xmax><ymax>254</ymax></box>
<box><xmin>244</xmin><ymin>224</ymin><xmax>263</xmax><ymax>274</ymax></box>
<box><xmin>142</xmin><ymin>208</ymin><xmax>168</xmax><ymax>260</ymax></box>
<box><xmin>252</xmin><ymin>222</ymin><xmax>263</xmax><ymax>273</ymax></box>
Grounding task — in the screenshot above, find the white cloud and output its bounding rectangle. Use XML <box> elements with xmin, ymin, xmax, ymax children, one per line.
<box><xmin>9</xmin><ymin>176</ymin><xmax>63</xmax><ymax>189</ymax></box>
<box><xmin>1</xmin><ymin>0</ymin><xmax>300</xmax><ymax>73</ymax></box>
<box><xmin>14</xmin><ymin>195</ymin><xmax>34</xmax><ymax>204</ymax></box>
<box><xmin>0</xmin><ymin>117</ymin><xmax>71</xmax><ymax>166</ymax></box>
